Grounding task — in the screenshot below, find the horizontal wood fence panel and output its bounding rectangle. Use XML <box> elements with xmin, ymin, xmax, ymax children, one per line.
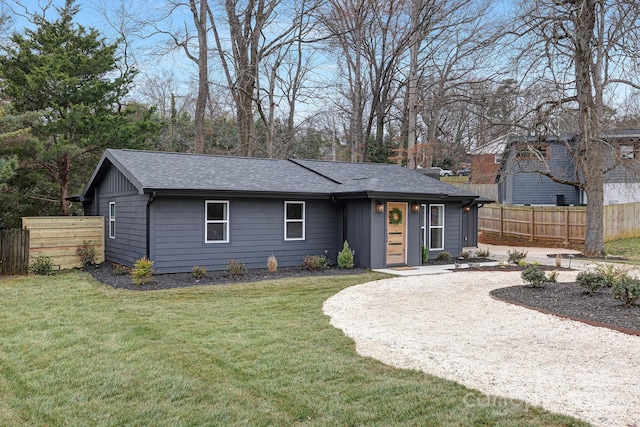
<box><xmin>0</xmin><ymin>228</ymin><xmax>30</xmax><ymax>275</ymax></box>
<box><xmin>22</xmin><ymin>216</ymin><xmax>105</xmax><ymax>269</ymax></box>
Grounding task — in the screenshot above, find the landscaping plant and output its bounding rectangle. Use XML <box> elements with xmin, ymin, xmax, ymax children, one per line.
<box><xmin>436</xmin><ymin>251</ymin><xmax>451</xmax><ymax>262</ymax></box>
<box><xmin>301</xmin><ymin>254</ymin><xmax>329</xmax><ymax>271</ymax></box>
<box><xmin>192</xmin><ymin>265</ymin><xmax>208</xmax><ymax>279</ymax></box>
<box><xmin>521</xmin><ymin>265</ymin><xmax>547</xmax><ymax>288</ymax></box>
<box><xmin>507</xmin><ymin>249</ymin><xmax>528</xmax><ymax>264</ymax></box>
<box><xmin>29</xmin><ymin>254</ymin><xmax>54</xmax><ymax>276</ymax></box>
<box><xmin>131</xmin><ymin>257</ymin><xmax>154</xmax><ymax>285</ymax></box>
<box><xmin>337</xmin><ymin>240</ymin><xmax>354</xmax><ymax>269</ymax></box>
<box><xmin>227</xmin><ymin>259</ymin><xmax>247</xmax><ymax>277</ymax></box>
<box><xmin>475</xmin><ymin>248</ymin><xmax>491</xmax><ymax>259</ymax></box>
<box><xmin>575</xmin><ymin>271</ymin><xmax>608</xmax><ymax>295</ymax></box>
<box><xmin>422</xmin><ymin>245</ymin><xmax>429</xmax><ymax>263</ymax></box>
<box><xmin>76</xmin><ymin>241</ymin><xmax>96</xmax><ymax>267</ymax></box>
<box><xmin>611</xmin><ymin>275</ymin><xmax>640</xmax><ymax>306</ymax></box>
<box><xmin>593</xmin><ymin>263</ymin><xmax>631</xmax><ymax>287</ymax></box>
<box><xmin>267</xmin><ymin>254</ymin><xmax>278</xmax><ymax>273</ymax></box>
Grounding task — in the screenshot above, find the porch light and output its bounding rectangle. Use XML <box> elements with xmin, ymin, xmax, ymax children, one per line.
<box><xmin>411</xmin><ymin>202</ymin><xmax>420</xmax><ymax>213</ymax></box>
<box><xmin>464</xmin><ymin>206</ymin><xmax>471</xmax><ymax>212</ymax></box>
<box><xmin>376</xmin><ymin>202</ymin><xmax>384</xmax><ymax>213</ymax></box>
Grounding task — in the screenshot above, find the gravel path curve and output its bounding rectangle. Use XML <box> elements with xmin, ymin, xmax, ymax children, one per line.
<box><xmin>323</xmin><ymin>270</ymin><xmax>640</xmax><ymax>427</ymax></box>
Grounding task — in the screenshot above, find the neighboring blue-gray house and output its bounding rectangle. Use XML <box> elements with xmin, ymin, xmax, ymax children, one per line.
<box><xmin>496</xmin><ymin>130</ymin><xmax>640</xmax><ymax>206</ymax></box>
<box><xmin>74</xmin><ymin>149</ymin><xmax>482</xmax><ymax>273</ymax></box>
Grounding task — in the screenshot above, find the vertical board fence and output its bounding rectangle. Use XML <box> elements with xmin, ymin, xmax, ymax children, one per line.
<box><xmin>0</xmin><ymin>228</ymin><xmax>30</xmax><ymax>275</ymax></box>
<box><xmin>480</xmin><ymin>202</ymin><xmax>640</xmax><ymax>244</ymax></box>
<box><xmin>22</xmin><ymin>217</ymin><xmax>105</xmax><ymax>269</ymax></box>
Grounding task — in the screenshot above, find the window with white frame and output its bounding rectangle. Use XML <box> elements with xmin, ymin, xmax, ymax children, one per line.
<box><xmin>284</xmin><ymin>201</ymin><xmax>305</xmax><ymax>240</ymax></box>
<box><xmin>205</xmin><ymin>201</ymin><xmax>229</xmax><ymax>243</ymax></box>
<box><xmin>428</xmin><ymin>204</ymin><xmax>444</xmax><ymax>250</ymax></box>
<box><xmin>109</xmin><ymin>202</ymin><xmax>116</xmax><ymax>239</ymax></box>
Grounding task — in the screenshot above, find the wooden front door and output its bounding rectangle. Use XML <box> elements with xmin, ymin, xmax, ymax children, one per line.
<box><xmin>386</xmin><ymin>202</ymin><xmax>407</xmax><ymax>265</ymax></box>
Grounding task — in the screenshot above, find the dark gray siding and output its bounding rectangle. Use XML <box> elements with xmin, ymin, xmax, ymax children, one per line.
<box><xmin>96</xmin><ymin>166</ymin><xmax>147</xmax><ymax>267</ymax></box>
<box><xmin>462</xmin><ymin>205</ymin><xmax>478</xmax><ymax>247</ymax></box>
<box><xmin>423</xmin><ymin>201</ymin><xmax>463</xmax><ymax>260</ymax></box>
<box><xmin>343</xmin><ymin>199</ymin><xmax>373</xmax><ymax>269</ymax></box>
<box><xmin>150</xmin><ymin>197</ymin><xmax>339</xmax><ymax>273</ymax></box>
<box><xmin>503</xmin><ymin>142</ymin><xmax>580</xmax><ymax>205</ymax></box>
<box><xmin>406</xmin><ymin>205</ymin><xmax>421</xmax><ymax>267</ymax></box>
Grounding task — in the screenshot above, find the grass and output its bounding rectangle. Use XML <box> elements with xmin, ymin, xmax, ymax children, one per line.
<box><xmin>0</xmin><ymin>271</ymin><xmax>588</xmax><ymax>426</ymax></box>
<box><xmin>605</xmin><ymin>237</ymin><xmax>640</xmax><ymax>263</ymax></box>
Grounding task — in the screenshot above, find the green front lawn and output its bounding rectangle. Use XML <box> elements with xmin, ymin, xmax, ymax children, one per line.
<box><xmin>0</xmin><ymin>271</ymin><xmax>587</xmax><ymax>426</ymax></box>
<box><xmin>606</xmin><ymin>237</ymin><xmax>640</xmax><ymax>263</ymax></box>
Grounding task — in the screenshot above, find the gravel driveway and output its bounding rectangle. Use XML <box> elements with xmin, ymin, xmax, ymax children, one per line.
<box><xmin>323</xmin><ymin>269</ymin><xmax>640</xmax><ymax>427</ymax></box>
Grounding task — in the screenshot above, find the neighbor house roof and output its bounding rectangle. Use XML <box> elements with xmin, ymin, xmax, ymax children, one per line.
<box><xmin>77</xmin><ymin>149</ymin><xmax>479</xmax><ymax>201</ymax></box>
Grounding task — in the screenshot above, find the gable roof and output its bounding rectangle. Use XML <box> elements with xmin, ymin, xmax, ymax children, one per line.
<box><xmin>78</xmin><ymin>149</ymin><xmax>479</xmax><ymax>201</ymax></box>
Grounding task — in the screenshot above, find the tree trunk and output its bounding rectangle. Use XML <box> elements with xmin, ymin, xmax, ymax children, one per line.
<box><xmin>193</xmin><ymin>0</ymin><xmax>208</xmax><ymax>154</ymax></box>
<box><xmin>57</xmin><ymin>152</ymin><xmax>71</xmax><ymax>216</ymax></box>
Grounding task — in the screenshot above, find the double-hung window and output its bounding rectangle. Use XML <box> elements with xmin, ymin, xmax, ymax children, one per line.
<box><xmin>205</xmin><ymin>201</ymin><xmax>229</xmax><ymax>243</ymax></box>
<box><xmin>284</xmin><ymin>201</ymin><xmax>305</xmax><ymax>240</ymax></box>
<box><xmin>109</xmin><ymin>202</ymin><xmax>116</xmax><ymax>239</ymax></box>
<box><xmin>428</xmin><ymin>204</ymin><xmax>444</xmax><ymax>250</ymax></box>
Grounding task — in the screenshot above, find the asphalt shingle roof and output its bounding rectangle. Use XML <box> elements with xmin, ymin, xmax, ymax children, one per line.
<box><xmin>82</xmin><ymin>149</ymin><xmax>478</xmax><ymax>200</ymax></box>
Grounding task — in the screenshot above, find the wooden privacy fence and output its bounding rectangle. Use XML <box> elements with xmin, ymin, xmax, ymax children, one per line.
<box><xmin>22</xmin><ymin>216</ymin><xmax>105</xmax><ymax>270</ymax></box>
<box><xmin>0</xmin><ymin>228</ymin><xmax>30</xmax><ymax>275</ymax></box>
<box><xmin>479</xmin><ymin>205</ymin><xmax>586</xmax><ymax>244</ymax></box>
<box><xmin>480</xmin><ymin>202</ymin><xmax>640</xmax><ymax>244</ymax></box>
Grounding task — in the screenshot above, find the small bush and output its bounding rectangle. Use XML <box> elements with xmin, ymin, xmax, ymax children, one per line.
<box><xmin>131</xmin><ymin>257</ymin><xmax>154</xmax><ymax>285</ymax></box>
<box><xmin>475</xmin><ymin>248</ymin><xmax>491</xmax><ymax>259</ymax></box>
<box><xmin>436</xmin><ymin>251</ymin><xmax>451</xmax><ymax>262</ymax></box>
<box><xmin>337</xmin><ymin>241</ymin><xmax>354</xmax><ymax>269</ymax></box>
<box><xmin>575</xmin><ymin>271</ymin><xmax>607</xmax><ymax>295</ymax></box>
<box><xmin>593</xmin><ymin>263</ymin><xmax>631</xmax><ymax>287</ymax></box>
<box><xmin>267</xmin><ymin>254</ymin><xmax>278</xmax><ymax>273</ymax></box>
<box><xmin>507</xmin><ymin>249</ymin><xmax>528</xmax><ymax>264</ymax></box>
<box><xmin>611</xmin><ymin>275</ymin><xmax>640</xmax><ymax>306</ymax></box>
<box><xmin>76</xmin><ymin>241</ymin><xmax>96</xmax><ymax>267</ymax></box>
<box><xmin>521</xmin><ymin>265</ymin><xmax>547</xmax><ymax>288</ymax></box>
<box><xmin>458</xmin><ymin>251</ymin><xmax>470</xmax><ymax>260</ymax></box>
<box><xmin>547</xmin><ymin>270</ymin><xmax>559</xmax><ymax>283</ymax></box>
<box><xmin>192</xmin><ymin>265</ymin><xmax>208</xmax><ymax>279</ymax></box>
<box><xmin>112</xmin><ymin>263</ymin><xmax>131</xmax><ymax>275</ymax></box>
<box><xmin>517</xmin><ymin>259</ymin><xmax>527</xmax><ymax>267</ymax></box>
<box><xmin>301</xmin><ymin>254</ymin><xmax>329</xmax><ymax>271</ymax></box>
<box><xmin>29</xmin><ymin>255</ymin><xmax>54</xmax><ymax>276</ymax></box>
<box><xmin>228</xmin><ymin>259</ymin><xmax>247</xmax><ymax>278</ymax></box>
<box><xmin>422</xmin><ymin>245</ymin><xmax>429</xmax><ymax>264</ymax></box>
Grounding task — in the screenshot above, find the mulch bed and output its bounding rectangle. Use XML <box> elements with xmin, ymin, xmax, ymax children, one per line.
<box><xmin>82</xmin><ymin>262</ymin><xmax>370</xmax><ymax>291</ymax></box>
<box><xmin>491</xmin><ymin>283</ymin><xmax>640</xmax><ymax>335</ymax></box>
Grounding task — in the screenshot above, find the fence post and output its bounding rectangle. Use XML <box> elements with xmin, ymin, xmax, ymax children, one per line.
<box><xmin>499</xmin><ymin>205</ymin><xmax>504</xmax><ymax>237</ymax></box>
<box><xmin>564</xmin><ymin>208</ymin><xmax>570</xmax><ymax>244</ymax></box>
<box><xmin>529</xmin><ymin>207</ymin><xmax>534</xmax><ymax>241</ymax></box>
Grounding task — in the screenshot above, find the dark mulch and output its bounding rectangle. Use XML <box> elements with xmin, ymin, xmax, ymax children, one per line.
<box><xmin>491</xmin><ymin>282</ymin><xmax>640</xmax><ymax>335</ymax></box>
<box><xmin>462</xmin><ymin>264</ymin><xmax>573</xmax><ymax>272</ymax></box>
<box><xmin>82</xmin><ymin>262</ymin><xmax>370</xmax><ymax>291</ymax></box>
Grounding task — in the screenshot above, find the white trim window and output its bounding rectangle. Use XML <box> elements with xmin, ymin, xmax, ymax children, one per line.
<box><xmin>205</xmin><ymin>200</ymin><xmax>229</xmax><ymax>243</ymax></box>
<box><xmin>428</xmin><ymin>204</ymin><xmax>445</xmax><ymax>250</ymax></box>
<box><xmin>284</xmin><ymin>201</ymin><xmax>305</xmax><ymax>241</ymax></box>
<box><xmin>109</xmin><ymin>202</ymin><xmax>116</xmax><ymax>239</ymax></box>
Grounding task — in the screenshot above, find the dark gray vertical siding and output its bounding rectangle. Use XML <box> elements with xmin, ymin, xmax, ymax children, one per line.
<box><xmin>462</xmin><ymin>205</ymin><xmax>478</xmax><ymax>247</ymax></box>
<box><xmin>97</xmin><ymin>166</ymin><xmax>147</xmax><ymax>267</ymax></box>
<box><xmin>369</xmin><ymin>200</ymin><xmax>386</xmax><ymax>269</ymax></box>
<box><xmin>406</xmin><ymin>205</ymin><xmax>421</xmax><ymax>266</ymax></box>
<box><xmin>343</xmin><ymin>200</ymin><xmax>372</xmax><ymax>269</ymax></box>
<box><xmin>151</xmin><ymin>197</ymin><xmax>339</xmax><ymax>273</ymax></box>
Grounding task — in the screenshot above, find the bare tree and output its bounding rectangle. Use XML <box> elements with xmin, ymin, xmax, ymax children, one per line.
<box><xmin>511</xmin><ymin>0</ymin><xmax>640</xmax><ymax>255</ymax></box>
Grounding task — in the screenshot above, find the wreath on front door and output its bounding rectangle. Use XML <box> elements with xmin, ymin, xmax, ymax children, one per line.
<box><xmin>388</xmin><ymin>207</ymin><xmax>403</xmax><ymax>225</ymax></box>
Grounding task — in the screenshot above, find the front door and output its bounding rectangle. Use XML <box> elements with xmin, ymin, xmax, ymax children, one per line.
<box><xmin>386</xmin><ymin>202</ymin><xmax>407</xmax><ymax>265</ymax></box>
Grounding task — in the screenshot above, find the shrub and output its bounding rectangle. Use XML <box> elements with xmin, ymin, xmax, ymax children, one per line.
<box><xmin>475</xmin><ymin>248</ymin><xmax>491</xmax><ymax>259</ymax></box>
<box><xmin>593</xmin><ymin>263</ymin><xmax>631</xmax><ymax>287</ymax></box>
<box><xmin>131</xmin><ymin>257</ymin><xmax>154</xmax><ymax>285</ymax></box>
<box><xmin>547</xmin><ymin>270</ymin><xmax>559</xmax><ymax>283</ymax></box>
<box><xmin>507</xmin><ymin>249</ymin><xmax>528</xmax><ymax>264</ymax></box>
<box><xmin>192</xmin><ymin>265</ymin><xmax>208</xmax><ymax>279</ymax></box>
<box><xmin>29</xmin><ymin>254</ymin><xmax>54</xmax><ymax>276</ymax></box>
<box><xmin>301</xmin><ymin>254</ymin><xmax>329</xmax><ymax>271</ymax></box>
<box><xmin>611</xmin><ymin>275</ymin><xmax>640</xmax><ymax>306</ymax></box>
<box><xmin>517</xmin><ymin>259</ymin><xmax>527</xmax><ymax>267</ymax></box>
<box><xmin>267</xmin><ymin>254</ymin><xmax>278</xmax><ymax>273</ymax></box>
<box><xmin>112</xmin><ymin>263</ymin><xmax>131</xmax><ymax>275</ymax></box>
<box><xmin>76</xmin><ymin>241</ymin><xmax>96</xmax><ymax>267</ymax></box>
<box><xmin>575</xmin><ymin>271</ymin><xmax>607</xmax><ymax>295</ymax></box>
<box><xmin>458</xmin><ymin>251</ymin><xmax>470</xmax><ymax>260</ymax></box>
<box><xmin>227</xmin><ymin>259</ymin><xmax>247</xmax><ymax>278</ymax></box>
<box><xmin>436</xmin><ymin>251</ymin><xmax>451</xmax><ymax>262</ymax></box>
<box><xmin>337</xmin><ymin>240</ymin><xmax>354</xmax><ymax>269</ymax></box>
<box><xmin>521</xmin><ymin>265</ymin><xmax>547</xmax><ymax>288</ymax></box>
<box><xmin>422</xmin><ymin>245</ymin><xmax>429</xmax><ymax>264</ymax></box>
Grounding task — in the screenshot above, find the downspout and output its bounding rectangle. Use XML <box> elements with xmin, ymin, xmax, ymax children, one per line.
<box><xmin>146</xmin><ymin>191</ymin><xmax>157</xmax><ymax>259</ymax></box>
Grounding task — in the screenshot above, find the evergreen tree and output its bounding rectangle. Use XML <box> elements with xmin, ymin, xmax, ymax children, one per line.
<box><xmin>0</xmin><ymin>0</ymin><xmax>157</xmax><ymax>215</ymax></box>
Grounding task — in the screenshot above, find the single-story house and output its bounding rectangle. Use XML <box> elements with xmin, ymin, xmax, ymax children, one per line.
<box><xmin>73</xmin><ymin>149</ymin><xmax>484</xmax><ymax>273</ymax></box>
<box><xmin>495</xmin><ymin>130</ymin><xmax>640</xmax><ymax>206</ymax></box>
